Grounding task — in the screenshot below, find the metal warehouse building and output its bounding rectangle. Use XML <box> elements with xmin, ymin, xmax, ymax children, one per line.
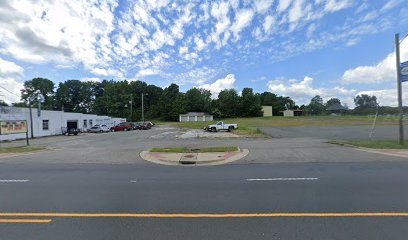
<box><xmin>0</xmin><ymin>107</ymin><xmax>125</xmax><ymax>141</ymax></box>
<box><xmin>179</xmin><ymin>112</ymin><xmax>213</xmax><ymax>122</ymax></box>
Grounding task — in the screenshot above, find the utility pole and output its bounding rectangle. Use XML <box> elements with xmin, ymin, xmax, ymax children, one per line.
<box><xmin>28</xmin><ymin>99</ymin><xmax>34</xmax><ymax>139</ymax></box>
<box><xmin>396</xmin><ymin>33</ymin><xmax>404</xmax><ymax>145</ymax></box>
<box><xmin>141</xmin><ymin>93</ymin><xmax>148</xmax><ymax>122</ymax></box>
<box><xmin>130</xmin><ymin>94</ymin><xmax>133</xmax><ymax>122</ymax></box>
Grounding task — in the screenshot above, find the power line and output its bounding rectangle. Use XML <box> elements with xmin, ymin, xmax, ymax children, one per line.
<box><xmin>0</xmin><ymin>85</ymin><xmax>20</xmax><ymax>97</ymax></box>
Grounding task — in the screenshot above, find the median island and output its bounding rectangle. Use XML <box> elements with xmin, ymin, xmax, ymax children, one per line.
<box><xmin>140</xmin><ymin>146</ymin><xmax>248</xmax><ymax>166</ymax></box>
<box><xmin>150</xmin><ymin>146</ymin><xmax>239</xmax><ymax>153</ymax></box>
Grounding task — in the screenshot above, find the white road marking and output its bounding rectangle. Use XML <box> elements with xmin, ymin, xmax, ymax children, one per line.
<box><xmin>130</xmin><ymin>180</ymin><xmax>137</xmax><ymax>183</ymax></box>
<box><xmin>246</xmin><ymin>178</ymin><xmax>318</xmax><ymax>181</ymax></box>
<box><xmin>0</xmin><ymin>180</ymin><xmax>30</xmax><ymax>183</ymax></box>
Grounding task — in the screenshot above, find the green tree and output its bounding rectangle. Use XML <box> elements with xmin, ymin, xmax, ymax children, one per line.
<box><xmin>307</xmin><ymin>95</ymin><xmax>325</xmax><ymax>115</ymax></box>
<box><xmin>326</xmin><ymin>98</ymin><xmax>341</xmax><ymax>107</ymax></box>
<box><xmin>240</xmin><ymin>88</ymin><xmax>262</xmax><ymax>117</ymax></box>
<box><xmin>21</xmin><ymin>78</ymin><xmax>55</xmax><ymax>109</ymax></box>
<box><xmin>12</xmin><ymin>102</ymin><xmax>28</xmax><ymax>107</ymax></box>
<box><xmin>159</xmin><ymin>84</ymin><xmax>186</xmax><ymax>121</ymax></box>
<box><xmin>216</xmin><ymin>89</ymin><xmax>240</xmax><ymax>118</ymax></box>
<box><xmin>354</xmin><ymin>94</ymin><xmax>377</xmax><ymax>109</ymax></box>
<box><xmin>185</xmin><ymin>88</ymin><xmax>212</xmax><ymax>113</ymax></box>
<box><xmin>55</xmin><ymin>80</ymin><xmax>94</xmax><ymax>113</ymax></box>
<box><xmin>0</xmin><ymin>100</ymin><xmax>8</xmax><ymax>106</ymax></box>
<box><xmin>260</xmin><ymin>92</ymin><xmax>277</xmax><ymax>106</ymax></box>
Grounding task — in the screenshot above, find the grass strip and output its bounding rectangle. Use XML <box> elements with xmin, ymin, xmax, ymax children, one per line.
<box><xmin>330</xmin><ymin>140</ymin><xmax>408</xmax><ymax>149</ymax></box>
<box><xmin>150</xmin><ymin>146</ymin><xmax>239</xmax><ymax>153</ymax></box>
<box><xmin>0</xmin><ymin>146</ymin><xmax>47</xmax><ymax>154</ymax></box>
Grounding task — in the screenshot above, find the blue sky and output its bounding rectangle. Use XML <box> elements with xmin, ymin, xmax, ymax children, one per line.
<box><xmin>0</xmin><ymin>0</ymin><xmax>408</xmax><ymax>107</ymax></box>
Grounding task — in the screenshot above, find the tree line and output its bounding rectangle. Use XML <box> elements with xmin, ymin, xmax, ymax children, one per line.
<box><xmin>0</xmin><ymin>77</ymin><xmax>400</xmax><ymax>121</ymax></box>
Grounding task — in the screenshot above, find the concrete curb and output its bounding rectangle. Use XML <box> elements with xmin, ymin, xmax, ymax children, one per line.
<box><xmin>140</xmin><ymin>148</ymin><xmax>249</xmax><ymax>166</ymax></box>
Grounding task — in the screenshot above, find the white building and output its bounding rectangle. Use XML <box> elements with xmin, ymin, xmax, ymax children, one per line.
<box><xmin>0</xmin><ymin>107</ymin><xmax>125</xmax><ymax>141</ymax></box>
<box><xmin>262</xmin><ymin>106</ymin><xmax>273</xmax><ymax>117</ymax></box>
<box><xmin>179</xmin><ymin>112</ymin><xmax>213</xmax><ymax>122</ymax></box>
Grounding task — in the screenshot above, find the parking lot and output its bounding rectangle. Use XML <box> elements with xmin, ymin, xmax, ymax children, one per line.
<box><xmin>1</xmin><ymin>125</ymin><xmax>405</xmax><ymax>165</ymax></box>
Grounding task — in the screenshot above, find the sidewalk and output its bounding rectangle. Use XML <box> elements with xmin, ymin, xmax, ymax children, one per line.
<box><xmin>140</xmin><ymin>148</ymin><xmax>249</xmax><ymax>166</ymax></box>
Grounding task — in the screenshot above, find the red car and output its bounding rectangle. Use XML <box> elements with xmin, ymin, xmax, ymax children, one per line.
<box><xmin>110</xmin><ymin>122</ymin><xmax>133</xmax><ymax>132</ymax></box>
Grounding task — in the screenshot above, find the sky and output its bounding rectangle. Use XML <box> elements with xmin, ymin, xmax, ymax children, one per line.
<box><xmin>0</xmin><ymin>0</ymin><xmax>408</xmax><ymax>108</ymax></box>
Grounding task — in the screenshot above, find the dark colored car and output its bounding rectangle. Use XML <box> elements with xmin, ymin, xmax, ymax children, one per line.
<box><xmin>134</xmin><ymin>122</ymin><xmax>151</xmax><ymax>130</ymax></box>
<box><xmin>110</xmin><ymin>122</ymin><xmax>133</xmax><ymax>132</ymax></box>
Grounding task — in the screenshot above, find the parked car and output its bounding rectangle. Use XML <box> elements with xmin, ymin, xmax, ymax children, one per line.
<box><xmin>135</xmin><ymin>122</ymin><xmax>151</xmax><ymax>130</ymax></box>
<box><xmin>110</xmin><ymin>122</ymin><xmax>133</xmax><ymax>132</ymax></box>
<box><xmin>205</xmin><ymin>121</ymin><xmax>238</xmax><ymax>132</ymax></box>
<box><xmin>61</xmin><ymin>127</ymin><xmax>79</xmax><ymax>136</ymax></box>
<box><xmin>88</xmin><ymin>125</ymin><xmax>110</xmax><ymax>133</ymax></box>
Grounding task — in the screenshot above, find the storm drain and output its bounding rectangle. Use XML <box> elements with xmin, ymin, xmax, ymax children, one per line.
<box><xmin>179</xmin><ymin>153</ymin><xmax>197</xmax><ymax>165</ymax></box>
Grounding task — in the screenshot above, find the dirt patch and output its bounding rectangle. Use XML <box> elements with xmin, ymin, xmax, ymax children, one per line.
<box><xmin>176</xmin><ymin>130</ymin><xmax>240</xmax><ymax>139</ymax></box>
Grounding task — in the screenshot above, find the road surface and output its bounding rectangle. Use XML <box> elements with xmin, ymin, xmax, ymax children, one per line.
<box><xmin>1</xmin><ymin>126</ymin><xmax>407</xmax><ymax>239</ymax></box>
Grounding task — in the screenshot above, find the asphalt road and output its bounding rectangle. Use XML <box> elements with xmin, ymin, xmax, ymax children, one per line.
<box><xmin>1</xmin><ymin>162</ymin><xmax>408</xmax><ymax>239</ymax></box>
<box><xmin>1</xmin><ymin>126</ymin><xmax>408</xmax><ymax>239</ymax></box>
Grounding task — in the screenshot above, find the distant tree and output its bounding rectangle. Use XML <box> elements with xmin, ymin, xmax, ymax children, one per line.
<box><xmin>12</xmin><ymin>102</ymin><xmax>28</xmax><ymax>107</ymax></box>
<box><xmin>0</xmin><ymin>100</ymin><xmax>8</xmax><ymax>106</ymax></box>
<box><xmin>354</xmin><ymin>94</ymin><xmax>377</xmax><ymax>109</ymax></box>
<box><xmin>260</xmin><ymin>92</ymin><xmax>277</xmax><ymax>106</ymax></box>
<box><xmin>259</xmin><ymin>92</ymin><xmax>296</xmax><ymax>115</ymax></box>
<box><xmin>326</xmin><ymin>98</ymin><xmax>341</xmax><ymax>107</ymax></box>
<box><xmin>159</xmin><ymin>84</ymin><xmax>186</xmax><ymax>121</ymax></box>
<box><xmin>55</xmin><ymin>80</ymin><xmax>94</xmax><ymax>113</ymax></box>
<box><xmin>21</xmin><ymin>77</ymin><xmax>55</xmax><ymax>109</ymax></box>
<box><xmin>240</xmin><ymin>88</ymin><xmax>262</xmax><ymax>117</ymax></box>
<box><xmin>216</xmin><ymin>89</ymin><xmax>240</xmax><ymax>118</ymax></box>
<box><xmin>185</xmin><ymin>88</ymin><xmax>212</xmax><ymax>113</ymax></box>
<box><xmin>307</xmin><ymin>95</ymin><xmax>325</xmax><ymax>115</ymax></box>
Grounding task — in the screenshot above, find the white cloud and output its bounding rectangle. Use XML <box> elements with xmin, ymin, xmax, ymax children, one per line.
<box><xmin>210</xmin><ymin>1</ymin><xmax>231</xmax><ymax>48</ymax></box>
<box><xmin>0</xmin><ymin>57</ymin><xmax>24</xmax><ymax>77</ymax></box>
<box><xmin>230</xmin><ymin>9</ymin><xmax>255</xmax><ymax>40</ymax></box>
<box><xmin>91</xmin><ymin>68</ymin><xmax>124</xmax><ymax>78</ymax></box>
<box><xmin>172</xmin><ymin>67</ymin><xmax>219</xmax><ymax>86</ymax></box>
<box><xmin>277</xmin><ymin>0</ymin><xmax>293</xmax><ymax>12</ymax></box>
<box><xmin>254</xmin><ymin>0</ymin><xmax>274</xmax><ymax>14</ymax></box>
<box><xmin>382</xmin><ymin>0</ymin><xmax>401</xmax><ymax>11</ymax></box>
<box><xmin>357</xmin><ymin>84</ymin><xmax>408</xmax><ymax>107</ymax></box>
<box><xmin>0</xmin><ymin>57</ymin><xmax>24</xmax><ymax>103</ymax></box>
<box><xmin>0</xmin><ymin>0</ymin><xmax>118</xmax><ymax>70</ymax></box>
<box><xmin>136</xmin><ymin>69</ymin><xmax>162</xmax><ymax>77</ymax></box>
<box><xmin>342</xmin><ymin>38</ymin><xmax>408</xmax><ymax>84</ymax></box>
<box><xmin>179</xmin><ymin>46</ymin><xmax>188</xmax><ymax>55</ymax></box>
<box><xmin>80</xmin><ymin>77</ymin><xmax>101</xmax><ymax>82</ymax></box>
<box><xmin>194</xmin><ymin>35</ymin><xmax>206</xmax><ymax>51</ymax></box>
<box><xmin>199</xmin><ymin>73</ymin><xmax>236</xmax><ymax>97</ymax></box>
<box><xmin>263</xmin><ymin>15</ymin><xmax>276</xmax><ymax>34</ymax></box>
<box><xmin>267</xmin><ymin>76</ymin><xmax>357</xmax><ymax>106</ymax></box>
<box><xmin>324</xmin><ymin>0</ymin><xmax>352</xmax><ymax>13</ymax></box>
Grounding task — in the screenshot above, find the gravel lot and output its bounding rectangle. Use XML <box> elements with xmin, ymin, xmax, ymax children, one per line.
<box><xmin>0</xmin><ymin>125</ymin><xmax>405</xmax><ymax>165</ymax></box>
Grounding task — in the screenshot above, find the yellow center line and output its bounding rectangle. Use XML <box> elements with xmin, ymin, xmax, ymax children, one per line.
<box><xmin>0</xmin><ymin>212</ymin><xmax>408</xmax><ymax>218</ymax></box>
<box><xmin>0</xmin><ymin>219</ymin><xmax>52</xmax><ymax>223</ymax></box>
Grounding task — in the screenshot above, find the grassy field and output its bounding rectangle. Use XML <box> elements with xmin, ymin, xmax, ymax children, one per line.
<box><xmin>156</xmin><ymin>115</ymin><xmax>400</xmax><ymax>137</ymax></box>
<box><xmin>150</xmin><ymin>146</ymin><xmax>239</xmax><ymax>153</ymax></box>
<box><xmin>331</xmin><ymin>140</ymin><xmax>408</xmax><ymax>149</ymax></box>
<box><xmin>0</xmin><ymin>146</ymin><xmax>47</xmax><ymax>154</ymax></box>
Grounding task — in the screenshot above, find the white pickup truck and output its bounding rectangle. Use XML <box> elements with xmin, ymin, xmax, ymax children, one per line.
<box><xmin>205</xmin><ymin>121</ymin><xmax>238</xmax><ymax>132</ymax></box>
